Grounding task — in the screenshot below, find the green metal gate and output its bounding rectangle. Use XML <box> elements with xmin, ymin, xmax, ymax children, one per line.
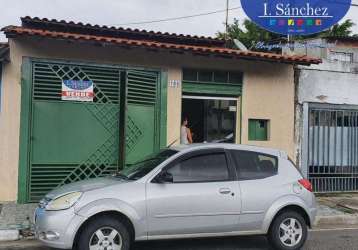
<box><xmin>19</xmin><ymin>60</ymin><xmax>165</xmax><ymax>203</ymax></box>
<box><xmin>29</xmin><ymin>62</ymin><xmax>120</xmax><ymax>202</ymax></box>
<box><xmin>126</xmin><ymin>70</ymin><xmax>160</xmax><ymax>164</ymax></box>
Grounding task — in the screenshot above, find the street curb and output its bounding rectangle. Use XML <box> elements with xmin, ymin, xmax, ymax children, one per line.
<box><xmin>315</xmin><ymin>214</ymin><xmax>358</xmax><ymax>227</ymax></box>
<box><xmin>0</xmin><ymin>230</ymin><xmax>20</xmax><ymax>241</ymax></box>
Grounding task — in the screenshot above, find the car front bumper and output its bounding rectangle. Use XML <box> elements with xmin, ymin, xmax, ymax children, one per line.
<box><xmin>34</xmin><ymin>207</ymin><xmax>86</xmax><ymax>249</ymax></box>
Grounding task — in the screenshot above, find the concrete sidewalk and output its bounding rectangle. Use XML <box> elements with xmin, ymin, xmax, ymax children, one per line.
<box><xmin>315</xmin><ymin>193</ymin><xmax>358</xmax><ymax>228</ymax></box>
<box><xmin>2</xmin><ymin>193</ymin><xmax>358</xmax><ymax>241</ymax></box>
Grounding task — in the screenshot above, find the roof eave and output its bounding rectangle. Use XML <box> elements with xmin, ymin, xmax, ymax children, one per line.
<box><xmin>3</xmin><ymin>28</ymin><xmax>321</xmax><ymax>66</ymax></box>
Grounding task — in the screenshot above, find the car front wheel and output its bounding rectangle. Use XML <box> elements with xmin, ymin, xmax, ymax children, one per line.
<box><xmin>77</xmin><ymin>215</ymin><xmax>131</xmax><ymax>250</ymax></box>
<box><xmin>268</xmin><ymin>211</ymin><xmax>308</xmax><ymax>250</ymax></box>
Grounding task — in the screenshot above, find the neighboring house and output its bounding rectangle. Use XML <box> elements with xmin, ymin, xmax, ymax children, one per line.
<box><xmin>289</xmin><ymin>37</ymin><xmax>358</xmax><ymax>193</ymax></box>
<box><xmin>0</xmin><ymin>17</ymin><xmax>320</xmax><ymax>204</ymax></box>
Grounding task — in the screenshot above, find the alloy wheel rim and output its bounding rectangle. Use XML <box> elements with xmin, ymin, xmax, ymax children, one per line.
<box><xmin>279</xmin><ymin>218</ymin><xmax>303</xmax><ymax>247</ymax></box>
<box><xmin>89</xmin><ymin>226</ymin><xmax>122</xmax><ymax>250</ymax></box>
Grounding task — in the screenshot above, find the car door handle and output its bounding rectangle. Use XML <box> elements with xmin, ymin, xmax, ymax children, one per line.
<box><xmin>219</xmin><ymin>188</ymin><xmax>231</xmax><ymax>194</ymax></box>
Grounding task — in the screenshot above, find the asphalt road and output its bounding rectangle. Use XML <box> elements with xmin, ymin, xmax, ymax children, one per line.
<box><xmin>1</xmin><ymin>228</ymin><xmax>358</xmax><ymax>250</ymax></box>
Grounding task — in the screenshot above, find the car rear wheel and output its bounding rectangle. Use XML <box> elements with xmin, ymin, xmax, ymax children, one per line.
<box><xmin>77</xmin><ymin>215</ymin><xmax>131</xmax><ymax>250</ymax></box>
<box><xmin>268</xmin><ymin>211</ymin><xmax>308</xmax><ymax>250</ymax></box>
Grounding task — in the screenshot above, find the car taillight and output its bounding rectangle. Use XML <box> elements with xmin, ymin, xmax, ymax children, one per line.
<box><xmin>298</xmin><ymin>179</ymin><xmax>313</xmax><ymax>192</ymax></box>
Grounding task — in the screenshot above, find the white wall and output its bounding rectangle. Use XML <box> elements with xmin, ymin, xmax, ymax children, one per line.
<box><xmin>298</xmin><ymin>59</ymin><xmax>358</xmax><ymax>105</ymax></box>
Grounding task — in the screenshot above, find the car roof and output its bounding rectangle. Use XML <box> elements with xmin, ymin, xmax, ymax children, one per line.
<box><xmin>170</xmin><ymin>143</ymin><xmax>286</xmax><ymax>158</ymax></box>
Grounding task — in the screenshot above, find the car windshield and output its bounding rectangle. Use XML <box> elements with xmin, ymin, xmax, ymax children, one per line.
<box><xmin>115</xmin><ymin>149</ymin><xmax>178</xmax><ymax>180</ymax></box>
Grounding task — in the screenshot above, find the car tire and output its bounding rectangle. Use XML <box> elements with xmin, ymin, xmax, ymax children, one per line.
<box><xmin>268</xmin><ymin>211</ymin><xmax>308</xmax><ymax>250</ymax></box>
<box><xmin>77</xmin><ymin>215</ymin><xmax>131</xmax><ymax>250</ymax></box>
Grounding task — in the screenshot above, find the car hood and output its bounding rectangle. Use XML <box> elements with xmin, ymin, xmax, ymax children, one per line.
<box><xmin>45</xmin><ymin>177</ymin><xmax>125</xmax><ymax>199</ymax></box>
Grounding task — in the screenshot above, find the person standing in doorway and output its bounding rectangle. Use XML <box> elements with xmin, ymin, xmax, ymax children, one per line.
<box><xmin>180</xmin><ymin>117</ymin><xmax>193</xmax><ymax>144</ymax></box>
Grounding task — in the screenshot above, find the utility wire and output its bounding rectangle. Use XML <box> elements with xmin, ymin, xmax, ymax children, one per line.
<box><xmin>111</xmin><ymin>2</ymin><xmax>358</xmax><ymax>27</ymax></box>
<box><xmin>114</xmin><ymin>6</ymin><xmax>241</xmax><ymax>26</ymax></box>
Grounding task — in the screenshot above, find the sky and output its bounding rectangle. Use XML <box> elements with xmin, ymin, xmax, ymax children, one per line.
<box><xmin>1</xmin><ymin>0</ymin><xmax>358</xmax><ymax>42</ymax></box>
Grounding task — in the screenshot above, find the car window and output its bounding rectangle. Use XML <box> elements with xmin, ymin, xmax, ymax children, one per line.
<box><xmin>230</xmin><ymin>150</ymin><xmax>278</xmax><ymax>180</ymax></box>
<box><xmin>167</xmin><ymin>153</ymin><xmax>229</xmax><ymax>183</ymax></box>
<box><xmin>117</xmin><ymin>149</ymin><xmax>178</xmax><ymax>180</ymax></box>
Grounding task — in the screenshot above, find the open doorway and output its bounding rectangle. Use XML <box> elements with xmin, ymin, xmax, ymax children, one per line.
<box><xmin>182</xmin><ymin>96</ymin><xmax>238</xmax><ymax>143</ymax></box>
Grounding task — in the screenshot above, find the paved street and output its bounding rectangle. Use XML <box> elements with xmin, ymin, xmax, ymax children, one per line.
<box><xmin>1</xmin><ymin>228</ymin><xmax>358</xmax><ymax>250</ymax></box>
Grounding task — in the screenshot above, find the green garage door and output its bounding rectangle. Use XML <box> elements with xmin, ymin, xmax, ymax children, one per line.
<box><xmin>19</xmin><ymin>61</ymin><xmax>163</xmax><ymax>203</ymax></box>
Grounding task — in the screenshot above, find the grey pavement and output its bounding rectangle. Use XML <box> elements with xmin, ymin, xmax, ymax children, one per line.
<box><xmin>1</xmin><ymin>228</ymin><xmax>358</xmax><ymax>250</ymax></box>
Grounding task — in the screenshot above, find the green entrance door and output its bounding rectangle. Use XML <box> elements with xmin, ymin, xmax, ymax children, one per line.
<box><xmin>19</xmin><ymin>61</ymin><xmax>164</xmax><ymax>203</ymax></box>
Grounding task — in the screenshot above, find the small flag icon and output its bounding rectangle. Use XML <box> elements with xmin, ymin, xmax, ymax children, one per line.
<box><xmin>316</xmin><ymin>19</ymin><xmax>322</xmax><ymax>26</ymax></box>
<box><xmin>297</xmin><ymin>19</ymin><xmax>304</xmax><ymax>26</ymax></box>
<box><xmin>288</xmin><ymin>19</ymin><xmax>295</xmax><ymax>26</ymax></box>
<box><xmin>278</xmin><ymin>19</ymin><xmax>285</xmax><ymax>26</ymax></box>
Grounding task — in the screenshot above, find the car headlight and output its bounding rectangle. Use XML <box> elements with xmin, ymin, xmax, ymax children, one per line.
<box><xmin>46</xmin><ymin>192</ymin><xmax>82</xmax><ymax>211</ymax></box>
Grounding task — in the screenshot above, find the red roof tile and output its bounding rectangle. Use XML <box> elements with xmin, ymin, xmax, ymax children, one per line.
<box><xmin>1</xmin><ymin>17</ymin><xmax>322</xmax><ymax>65</ymax></box>
<box><xmin>20</xmin><ymin>16</ymin><xmax>226</xmax><ymax>47</ymax></box>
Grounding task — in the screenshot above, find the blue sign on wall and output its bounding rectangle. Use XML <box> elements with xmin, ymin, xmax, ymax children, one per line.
<box><xmin>62</xmin><ymin>80</ymin><xmax>94</xmax><ymax>102</ymax></box>
<box><xmin>63</xmin><ymin>80</ymin><xmax>93</xmax><ymax>90</ymax></box>
<box><xmin>240</xmin><ymin>0</ymin><xmax>352</xmax><ymax>35</ymax></box>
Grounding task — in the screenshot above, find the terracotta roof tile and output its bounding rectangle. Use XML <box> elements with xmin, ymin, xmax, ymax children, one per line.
<box><xmin>324</xmin><ymin>36</ymin><xmax>358</xmax><ymax>42</ymax></box>
<box><xmin>2</xmin><ymin>26</ymin><xmax>321</xmax><ymax>65</ymax></box>
<box><xmin>20</xmin><ymin>16</ymin><xmax>226</xmax><ymax>47</ymax></box>
<box><xmin>2</xmin><ymin>17</ymin><xmax>321</xmax><ymax>64</ymax></box>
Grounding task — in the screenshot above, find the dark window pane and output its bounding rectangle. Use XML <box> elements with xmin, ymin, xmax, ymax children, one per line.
<box><xmin>183</xmin><ymin>69</ymin><xmax>243</xmax><ymax>84</ymax></box>
<box><xmin>230</xmin><ymin>150</ymin><xmax>278</xmax><ymax>180</ymax></box>
<box><xmin>213</xmin><ymin>71</ymin><xmax>228</xmax><ymax>83</ymax></box>
<box><xmin>259</xmin><ymin>120</ymin><xmax>266</xmax><ymax>128</ymax></box>
<box><xmin>198</xmin><ymin>70</ymin><xmax>213</xmax><ymax>82</ymax></box>
<box><xmin>228</xmin><ymin>72</ymin><xmax>243</xmax><ymax>84</ymax></box>
<box><xmin>183</xmin><ymin>69</ymin><xmax>198</xmax><ymax>81</ymax></box>
<box><xmin>168</xmin><ymin>153</ymin><xmax>229</xmax><ymax>182</ymax></box>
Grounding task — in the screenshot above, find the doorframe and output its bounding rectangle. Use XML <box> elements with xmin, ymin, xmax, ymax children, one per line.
<box><xmin>18</xmin><ymin>58</ymin><xmax>32</xmax><ymax>203</ymax></box>
<box><xmin>182</xmin><ymin>95</ymin><xmax>238</xmax><ymax>101</ymax></box>
<box><xmin>181</xmin><ymin>94</ymin><xmax>240</xmax><ymax>144</ymax></box>
<box><xmin>17</xmin><ymin>57</ymin><xmax>167</xmax><ymax>203</ymax></box>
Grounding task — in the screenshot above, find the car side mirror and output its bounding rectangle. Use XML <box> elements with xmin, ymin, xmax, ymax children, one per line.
<box><xmin>156</xmin><ymin>170</ymin><xmax>173</xmax><ymax>183</ymax></box>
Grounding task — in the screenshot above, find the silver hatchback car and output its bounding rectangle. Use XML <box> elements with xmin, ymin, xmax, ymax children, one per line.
<box><xmin>35</xmin><ymin>143</ymin><xmax>317</xmax><ymax>250</ymax></box>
